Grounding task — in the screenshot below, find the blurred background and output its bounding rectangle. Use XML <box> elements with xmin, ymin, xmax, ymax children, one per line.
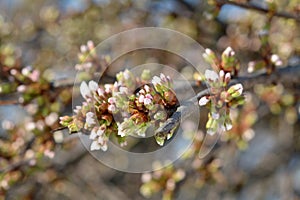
<box><xmin>0</xmin><ymin>0</ymin><xmax>299</xmax><ymax>199</ymax></box>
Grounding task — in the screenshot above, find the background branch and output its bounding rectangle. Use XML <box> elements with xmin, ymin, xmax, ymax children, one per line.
<box><xmin>216</xmin><ymin>0</ymin><xmax>300</xmax><ymax>21</ymax></box>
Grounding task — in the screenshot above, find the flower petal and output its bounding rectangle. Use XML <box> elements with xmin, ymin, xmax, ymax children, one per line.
<box><xmin>80</xmin><ymin>81</ymin><xmax>91</xmax><ymax>99</ymax></box>
<box><xmin>90</xmin><ymin>140</ymin><xmax>101</xmax><ymax>151</ymax></box>
<box><xmin>89</xmin><ymin>128</ymin><xmax>97</xmax><ymax>140</ymax></box>
<box><xmin>205</xmin><ymin>70</ymin><xmax>219</xmax><ymax>82</ymax></box>
<box><xmin>199</xmin><ymin>96</ymin><xmax>210</xmax><ymax>106</ymax></box>
<box><xmin>88</xmin><ymin>80</ymin><xmax>98</xmax><ymax>91</ymax></box>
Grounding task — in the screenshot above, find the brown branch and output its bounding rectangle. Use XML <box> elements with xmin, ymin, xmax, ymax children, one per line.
<box><xmin>0</xmin><ymin>100</ymin><xmax>19</xmax><ymax>106</ymax></box>
<box><xmin>155</xmin><ymin>89</ymin><xmax>210</xmax><ymax>137</ymax></box>
<box><xmin>216</xmin><ymin>0</ymin><xmax>300</xmax><ymax>21</ymax></box>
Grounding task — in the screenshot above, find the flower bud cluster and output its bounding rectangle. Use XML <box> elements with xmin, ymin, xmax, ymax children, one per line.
<box><xmin>75</xmin><ymin>41</ymin><xmax>110</xmax><ymax>77</ymax></box>
<box><xmin>60</xmin><ymin>69</ymin><xmax>179</xmax><ymax>150</ymax></box>
<box><xmin>198</xmin><ymin>66</ymin><xmax>245</xmax><ymax>135</ymax></box>
<box><xmin>202</xmin><ymin>47</ymin><xmax>240</xmax><ymax>76</ymax></box>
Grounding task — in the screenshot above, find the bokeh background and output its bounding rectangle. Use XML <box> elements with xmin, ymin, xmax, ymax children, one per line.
<box><xmin>0</xmin><ymin>0</ymin><xmax>299</xmax><ymax>199</ymax></box>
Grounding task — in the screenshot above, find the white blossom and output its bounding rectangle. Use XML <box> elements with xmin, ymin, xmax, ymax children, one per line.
<box><xmin>86</xmin><ymin>112</ymin><xmax>96</xmax><ymax>125</ymax></box>
<box><xmin>144</xmin><ymin>85</ymin><xmax>150</xmax><ymax>93</ymax></box>
<box><xmin>152</xmin><ymin>76</ymin><xmax>161</xmax><ymax>85</ymax></box>
<box><xmin>17</xmin><ymin>85</ymin><xmax>26</xmax><ymax>92</ymax></box>
<box><xmin>101</xmin><ymin>144</ymin><xmax>108</xmax><ymax>151</ymax></box>
<box><xmin>45</xmin><ymin>112</ymin><xmax>58</xmax><ymax>126</ymax></box>
<box><xmin>104</xmin><ymin>84</ymin><xmax>112</xmax><ymax>93</ymax></box>
<box><xmin>89</xmin><ymin>128</ymin><xmax>97</xmax><ymax>140</ymax></box>
<box><xmin>204</xmin><ymin>70</ymin><xmax>219</xmax><ymax>82</ymax></box>
<box><xmin>270</xmin><ymin>54</ymin><xmax>282</xmax><ymax>66</ymax></box>
<box><xmin>108</xmin><ymin>97</ymin><xmax>116</xmax><ymax>104</ymax></box>
<box><xmin>144</xmin><ymin>98</ymin><xmax>152</xmax><ymax>105</ymax></box>
<box><xmin>119</xmin><ymin>86</ymin><xmax>128</xmax><ymax>94</ymax></box>
<box><xmin>117</xmin><ymin>122</ymin><xmax>126</xmax><ymax>137</ymax></box>
<box><xmin>225</xmin><ymin>72</ymin><xmax>231</xmax><ymax>83</ymax></box>
<box><xmin>199</xmin><ymin>96</ymin><xmax>210</xmax><ymax>106</ymax></box>
<box><xmin>97</xmin><ymin>88</ymin><xmax>104</xmax><ymax>96</ymax></box>
<box><xmin>98</xmin><ymin>136</ymin><xmax>104</xmax><ymax>144</ymax></box>
<box><xmin>88</xmin><ymin>80</ymin><xmax>98</xmax><ymax>91</ymax></box>
<box><xmin>80</xmin><ymin>81</ymin><xmax>91</xmax><ymax>99</ymax></box>
<box><xmin>138</xmin><ymin>95</ymin><xmax>145</xmax><ymax>103</ymax></box>
<box><xmin>123</xmin><ymin>70</ymin><xmax>131</xmax><ymax>80</ymax></box>
<box><xmin>90</xmin><ymin>140</ymin><xmax>101</xmax><ymax>151</ymax></box>
<box><xmin>80</xmin><ymin>45</ymin><xmax>88</xmax><ymax>53</ymax></box>
<box><xmin>97</xmin><ymin>128</ymin><xmax>104</xmax><ymax>136</ymax></box>
<box><xmin>108</xmin><ymin>104</ymin><xmax>116</xmax><ymax>112</ymax></box>
<box><xmin>223</xmin><ymin>46</ymin><xmax>235</xmax><ymax>57</ymax></box>
<box><xmin>87</xmin><ymin>40</ymin><xmax>94</xmax><ymax>50</ymax></box>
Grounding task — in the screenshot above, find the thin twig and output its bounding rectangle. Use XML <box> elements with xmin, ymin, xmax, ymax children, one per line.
<box><xmin>216</xmin><ymin>0</ymin><xmax>300</xmax><ymax>21</ymax></box>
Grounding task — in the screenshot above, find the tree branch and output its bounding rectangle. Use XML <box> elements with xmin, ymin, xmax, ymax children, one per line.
<box><xmin>216</xmin><ymin>0</ymin><xmax>300</xmax><ymax>21</ymax></box>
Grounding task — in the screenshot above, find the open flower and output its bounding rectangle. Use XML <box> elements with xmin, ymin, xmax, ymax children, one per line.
<box><xmin>205</xmin><ymin>70</ymin><xmax>219</xmax><ymax>82</ymax></box>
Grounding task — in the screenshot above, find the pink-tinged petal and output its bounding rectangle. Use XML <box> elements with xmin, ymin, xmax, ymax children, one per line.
<box><xmin>108</xmin><ymin>104</ymin><xmax>116</xmax><ymax>112</ymax></box>
<box><xmin>29</xmin><ymin>70</ymin><xmax>40</xmax><ymax>82</ymax></box>
<box><xmin>97</xmin><ymin>88</ymin><xmax>104</xmax><ymax>96</ymax></box>
<box><xmin>144</xmin><ymin>98</ymin><xmax>152</xmax><ymax>105</ymax></box>
<box><xmin>145</xmin><ymin>94</ymin><xmax>153</xmax><ymax>99</ymax></box>
<box><xmin>108</xmin><ymin>97</ymin><xmax>116</xmax><ymax>104</ymax></box>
